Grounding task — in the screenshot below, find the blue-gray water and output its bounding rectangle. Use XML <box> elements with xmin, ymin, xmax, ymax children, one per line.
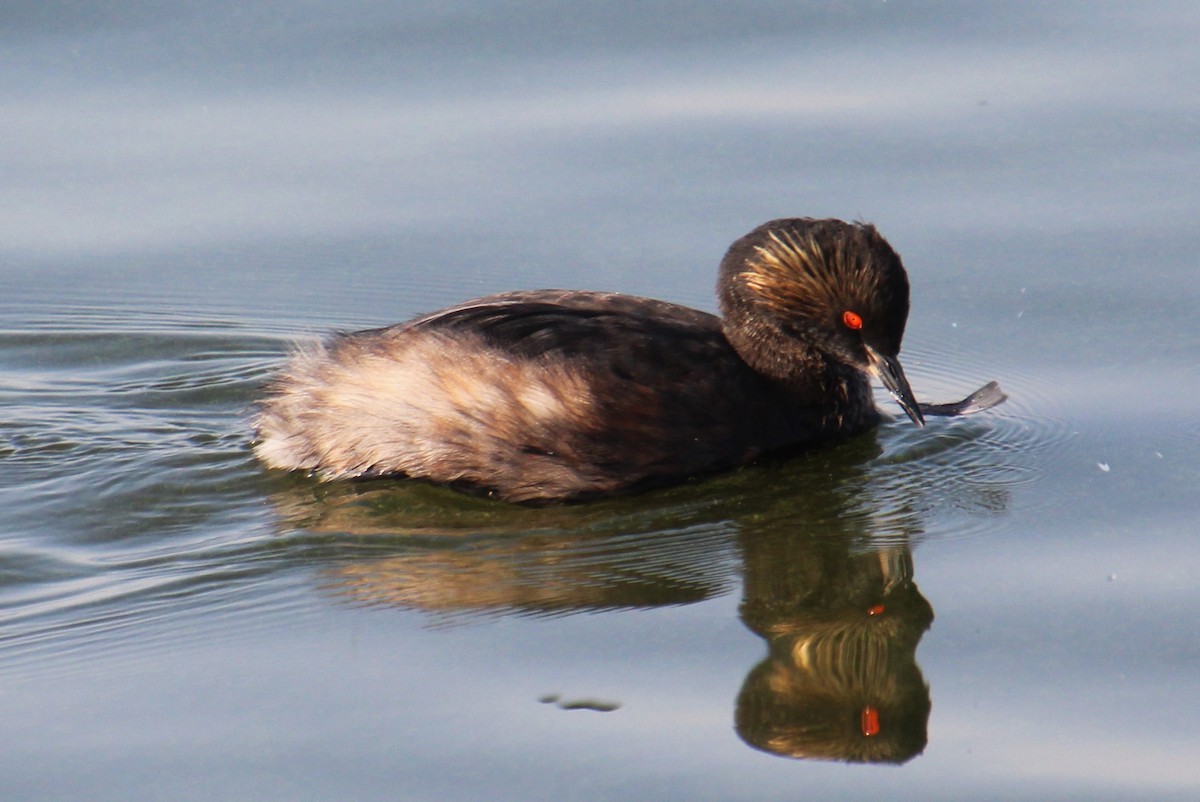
<box><xmin>3</xmin><ymin>2</ymin><xmax>1199</xmax><ymax>800</ymax></box>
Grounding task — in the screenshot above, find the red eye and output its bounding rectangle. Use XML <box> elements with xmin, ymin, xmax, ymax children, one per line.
<box><xmin>867</xmin><ymin>604</ymin><xmax>885</xmax><ymax>616</ymax></box>
<box><xmin>842</xmin><ymin>310</ymin><xmax>863</xmax><ymax>330</ymax></box>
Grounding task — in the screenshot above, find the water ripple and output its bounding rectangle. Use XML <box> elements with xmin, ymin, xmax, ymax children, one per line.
<box><xmin>0</xmin><ymin>313</ymin><xmax>294</xmax><ymax>672</ymax></box>
<box><xmin>882</xmin><ymin>339</ymin><xmax>1079</xmax><ymax>529</ymax></box>
<box><xmin>0</xmin><ymin>306</ymin><xmax>1066</xmax><ymax>665</ymax></box>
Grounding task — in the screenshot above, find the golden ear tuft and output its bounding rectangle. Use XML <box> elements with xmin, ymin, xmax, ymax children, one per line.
<box><xmin>738</xmin><ymin>229</ymin><xmax>835</xmax><ymax>317</ymax></box>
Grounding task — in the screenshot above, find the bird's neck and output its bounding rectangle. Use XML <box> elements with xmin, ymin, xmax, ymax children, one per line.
<box><xmin>723</xmin><ymin>322</ymin><xmax>879</xmax><ymax>432</ymax></box>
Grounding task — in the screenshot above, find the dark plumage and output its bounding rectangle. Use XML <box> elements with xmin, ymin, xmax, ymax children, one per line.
<box><xmin>253</xmin><ymin>218</ymin><xmax>1002</xmax><ymax>502</ymax></box>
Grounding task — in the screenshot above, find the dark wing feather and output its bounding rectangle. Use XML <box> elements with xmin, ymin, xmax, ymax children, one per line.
<box><xmin>401</xmin><ymin>291</ymin><xmax>814</xmax><ymax>479</ymax></box>
<box><xmin>403</xmin><ymin>290</ymin><xmax>723</xmax><ymax>363</ymax></box>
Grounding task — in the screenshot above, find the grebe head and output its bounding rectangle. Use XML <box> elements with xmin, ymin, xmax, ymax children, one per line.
<box><xmin>717</xmin><ymin>218</ymin><xmax>924</xmax><ymax>426</ymax></box>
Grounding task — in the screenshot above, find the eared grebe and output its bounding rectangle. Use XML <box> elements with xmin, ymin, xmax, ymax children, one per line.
<box><xmin>254</xmin><ymin>218</ymin><xmax>1004</xmax><ymax>502</ymax></box>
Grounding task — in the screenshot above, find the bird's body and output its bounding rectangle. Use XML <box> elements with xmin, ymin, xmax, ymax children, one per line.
<box><xmin>254</xmin><ymin>218</ymin><xmax>1002</xmax><ymax>502</ymax></box>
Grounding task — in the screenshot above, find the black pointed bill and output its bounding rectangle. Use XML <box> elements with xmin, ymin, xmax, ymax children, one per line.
<box><xmin>866</xmin><ymin>347</ymin><xmax>925</xmax><ymax>427</ymax></box>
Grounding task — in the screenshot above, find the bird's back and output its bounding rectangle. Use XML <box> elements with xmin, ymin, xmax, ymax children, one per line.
<box><xmin>253</xmin><ymin>290</ymin><xmax>831</xmax><ymax>501</ymax></box>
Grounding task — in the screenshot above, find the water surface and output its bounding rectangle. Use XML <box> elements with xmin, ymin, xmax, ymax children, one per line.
<box><xmin>3</xmin><ymin>2</ymin><xmax>1199</xmax><ymax>800</ymax></box>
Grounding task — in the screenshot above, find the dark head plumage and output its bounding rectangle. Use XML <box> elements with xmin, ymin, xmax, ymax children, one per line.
<box><xmin>717</xmin><ymin>218</ymin><xmax>923</xmax><ymax>425</ymax></box>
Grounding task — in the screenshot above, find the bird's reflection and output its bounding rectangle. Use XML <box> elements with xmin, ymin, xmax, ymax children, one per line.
<box><xmin>736</xmin><ymin>535</ymin><xmax>932</xmax><ymax>763</ymax></box>
<box><xmin>274</xmin><ymin>474</ymin><xmax>745</xmax><ymax>620</ymax></box>
<box><xmin>268</xmin><ymin>427</ymin><xmax>1005</xmax><ymax>763</ymax></box>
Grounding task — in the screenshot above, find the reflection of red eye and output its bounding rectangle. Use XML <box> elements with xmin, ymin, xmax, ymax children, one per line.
<box><xmin>867</xmin><ymin>604</ymin><xmax>885</xmax><ymax>616</ymax></box>
<box><xmin>861</xmin><ymin>705</ymin><xmax>881</xmax><ymax>737</ymax></box>
<box><xmin>842</xmin><ymin>310</ymin><xmax>863</xmax><ymax>330</ymax></box>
